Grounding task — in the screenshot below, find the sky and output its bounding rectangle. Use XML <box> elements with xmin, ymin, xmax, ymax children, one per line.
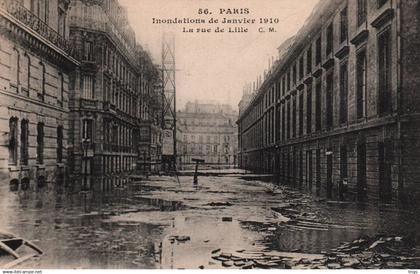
<box><xmin>119</xmin><ymin>0</ymin><xmax>320</xmax><ymax>111</ymax></box>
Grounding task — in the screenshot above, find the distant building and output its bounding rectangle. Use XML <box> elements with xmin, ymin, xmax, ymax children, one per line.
<box><xmin>177</xmin><ymin>101</ymin><xmax>238</xmax><ymax>170</ymax></box>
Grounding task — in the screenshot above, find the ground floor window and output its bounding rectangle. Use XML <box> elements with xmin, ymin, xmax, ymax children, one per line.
<box><xmin>9</xmin><ymin>117</ymin><xmax>18</xmax><ymax>165</ymax></box>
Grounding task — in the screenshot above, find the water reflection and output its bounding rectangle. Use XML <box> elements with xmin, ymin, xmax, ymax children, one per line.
<box><xmin>1</xmin><ymin>176</ymin><xmax>420</xmax><ymax>269</ymax></box>
<box><xmin>0</xmin><ymin>183</ymin><xmax>163</xmax><ymax>268</ymax></box>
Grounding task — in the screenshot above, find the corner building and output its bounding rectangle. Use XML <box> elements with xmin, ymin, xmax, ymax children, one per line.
<box><xmin>0</xmin><ymin>0</ymin><xmax>79</xmax><ymax>191</ymax></box>
<box><xmin>237</xmin><ymin>0</ymin><xmax>420</xmax><ymax>204</ymax></box>
<box><xmin>67</xmin><ymin>0</ymin><xmax>162</xmax><ymax>190</ymax></box>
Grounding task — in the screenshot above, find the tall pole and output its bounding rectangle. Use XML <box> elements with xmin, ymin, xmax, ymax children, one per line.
<box><xmin>161</xmin><ymin>33</ymin><xmax>177</xmax><ymax>171</ymax></box>
<box><xmin>173</xmin><ymin>53</ymin><xmax>177</xmax><ymax>168</ymax></box>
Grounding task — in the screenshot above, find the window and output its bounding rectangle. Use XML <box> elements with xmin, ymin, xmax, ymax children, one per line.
<box><xmin>306</xmin><ymin>84</ymin><xmax>312</xmax><ymax>134</ymax></box>
<box><xmin>84</xmin><ymin>41</ymin><xmax>94</xmax><ymax>61</ymax></box>
<box><xmin>38</xmin><ymin>62</ymin><xmax>46</xmax><ymax>101</ymax></box>
<box><xmin>82</xmin><ymin>119</ymin><xmax>93</xmax><ymax>142</ymax></box>
<box><xmin>326</xmin><ymin>23</ymin><xmax>333</xmax><ymax>55</ymax></box>
<box><xmin>38</xmin><ymin>0</ymin><xmax>49</xmax><ymax>22</ymax></box>
<box><xmin>299</xmin><ymin>93</ymin><xmax>303</xmax><ymax>136</ymax></box>
<box><xmin>287</xmin><ymin>71</ymin><xmax>291</xmax><ymax>91</ymax></box>
<box><xmin>12</xmin><ymin>48</ymin><xmax>20</xmax><ymax>88</ymax></box>
<box><xmin>326</xmin><ymin>71</ymin><xmax>334</xmax><ymax>128</ymax></box>
<box><xmin>340</xmin><ymin>145</ymin><xmax>347</xmax><ymax>179</ymax></box>
<box><xmin>299</xmin><ymin>57</ymin><xmax>304</xmax><ymax>80</ymax></box>
<box><xmin>37</xmin><ymin>122</ymin><xmax>44</xmax><ymax>164</ymax></box>
<box><xmin>82</xmin><ymin>75</ymin><xmax>94</xmax><ymax>99</ymax></box>
<box><xmin>58</xmin><ymin>73</ymin><xmax>64</xmax><ymax>106</ymax></box>
<box><xmin>8</xmin><ymin>117</ymin><xmax>18</xmax><ymax>165</ymax></box>
<box><xmin>315</xmin><ymin>79</ymin><xmax>322</xmax><ymax>131</ymax></box>
<box><xmin>292</xmin><ymin>64</ymin><xmax>297</xmax><ymax>85</ymax></box>
<box><xmin>357</xmin><ymin>0</ymin><xmax>367</xmax><ymax>26</ymax></box>
<box><xmin>31</xmin><ymin>0</ymin><xmax>49</xmax><ymax>22</ymax></box>
<box><xmin>306</xmin><ymin>150</ymin><xmax>313</xmax><ymax>188</ymax></box>
<box><xmin>378</xmin><ymin>28</ymin><xmax>392</xmax><ymax>115</ymax></box>
<box><xmin>316</xmin><ymin>36</ymin><xmax>322</xmax><ymax>65</ymax></box>
<box><xmin>316</xmin><ymin>149</ymin><xmax>321</xmax><ymax>192</ymax></box>
<box><xmin>356</xmin><ymin>49</ymin><xmax>367</xmax><ymax>119</ymax></box>
<box><xmin>57</xmin><ymin>126</ymin><xmax>63</xmax><ymax>163</ymax></box>
<box><xmin>306</xmin><ymin>45</ymin><xmax>312</xmax><ymax>73</ymax></box>
<box><xmin>20</xmin><ymin>119</ymin><xmax>29</xmax><ymax>165</ymax></box>
<box><xmin>276</xmin><ymin>108</ymin><xmax>280</xmax><ymax>142</ymax></box>
<box><xmin>282</xmin><ymin>105</ymin><xmax>285</xmax><ymax>140</ymax></box>
<box><xmin>58</xmin><ymin>7</ymin><xmax>66</xmax><ymax>36</ymax></box>
<box><xmin>339</xmin><ymin>62</ymin><xmax>348</xmax><ymax>124</ymax></box>
<box><xmin>281</xmin><ymin>77</ymin><xmax>286</xmax><ymax>96</ymax></box>
<box><xmin>292</xmin><ymin>96</ymin><xmax>296</xmax><ymax>137</ymax></box>
<box><xmin>30</xmin><ymin>0</ymin><xmax>36</xmax><ymax>13</ymax></box>
<box><xmin>340</xmin><ymin>7</ymin><xmax>348</xmax><ymax>43</ymax></box>
<box><xmin>287</xmin><ymin>100</ymin><xmax>290</xmax><ymax>139</ymax></box>
<box><xmin>22</xmin><ymin>53</ymin><xmax>30</xmax><ymax>93</ymax></box>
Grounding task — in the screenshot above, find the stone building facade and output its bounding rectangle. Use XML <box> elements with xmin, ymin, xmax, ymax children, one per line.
<box><xmin>67</xmin><ymin>0</ymin><xmax>162</xmax><ymax>190</ymax></box>
<box><xmin>237</xmin><ymin>0</ymin><xmax>420</xmax><ymax>204</ymax></box>
<box><xmin>0</xmin><ymin>0</ymin><xmax>79</xmax><ymax>191</ymax></box>
<box><xmin>0</xmin><ymin>0</ymin><xmax>163</xmax><ymax>192</ymax></box>
<box><xmin>178</xmin><ymin>101</ymin><xmax>238</xmax><ymax>170</ymax></box>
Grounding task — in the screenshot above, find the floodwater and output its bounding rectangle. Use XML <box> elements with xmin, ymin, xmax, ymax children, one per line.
<box><xmin>1</xmin><ymin>174</ymin><xmax>420</xmax><ymax>269</ymax></box>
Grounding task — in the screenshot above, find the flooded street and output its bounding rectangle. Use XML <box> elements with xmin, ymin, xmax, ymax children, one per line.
<box><xmin>1</xmin><ymin>174</ymin><xmax>420</xmax><ymax>269</ymax></box>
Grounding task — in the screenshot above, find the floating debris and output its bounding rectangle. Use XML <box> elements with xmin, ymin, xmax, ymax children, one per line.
<box><xmin>205</xmin><ymin>202</ymin><xmax>233</xmax><ymax>207</ymax></box>
<box><xmin>211</xmin><ymin>248</ymin><xmax>221</xmax><ymax>254</ymax></box>
<box><xmin>222</xmin><ymin>217</ymin><xmax>233</xmax><ymax>222</ymax></box>
<box><xmin>221</xmin><ymin>260</ymin><xmax>233</xmax><ymax>267</ymax></box>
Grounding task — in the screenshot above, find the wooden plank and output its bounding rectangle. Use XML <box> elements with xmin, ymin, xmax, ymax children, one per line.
<box><xmin>24</xmin><ymin>241</ymin><xmax>43</xmax><ymax>254</ymax></box>
<box><xmin>0</xmin><ymin>241</ymin><xmax>19</xmax><ymax>259</ymax></box>
<box><xmin>2</xmin><ymin>254</ymin><xmax>37</xmax><ymax>269</ymax></box>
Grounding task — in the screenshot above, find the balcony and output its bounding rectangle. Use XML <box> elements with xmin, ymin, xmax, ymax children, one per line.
<box><xmin>0</xmin><ymin>0</ymin><xmax>74</xmax><ymax>56</ymax></box>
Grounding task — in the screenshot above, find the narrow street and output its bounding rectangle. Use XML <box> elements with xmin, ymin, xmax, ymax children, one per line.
<box><xmin>1</xmin><ymin>173</ymin><xmax>420</xmax><ymax>269</ymax></box>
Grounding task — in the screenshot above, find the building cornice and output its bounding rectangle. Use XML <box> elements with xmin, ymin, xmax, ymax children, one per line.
<box><xmin>0</xmin><ymin>7</ymin><xmax>79</xmax><ymax>68</ymax></box>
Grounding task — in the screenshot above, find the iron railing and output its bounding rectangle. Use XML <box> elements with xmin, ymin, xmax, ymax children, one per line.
<box><xmin>0</xmin><ymin>0</ymin><xmax>74</xmax><ymax>56</ymax></box>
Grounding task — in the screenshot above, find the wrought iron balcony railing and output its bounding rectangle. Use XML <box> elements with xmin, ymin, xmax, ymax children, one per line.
<box><xmin>0</xmin><ymin>0</ymin><xmax>74</xmax><ymax>57</ymax></box>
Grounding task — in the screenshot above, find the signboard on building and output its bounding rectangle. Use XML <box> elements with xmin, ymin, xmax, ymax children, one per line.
<box><xmin>139</xmin><ymin>127</ymin><xmax>150</xmax><ymax>142</ymax></box>
<box><xmin>162</xmin><ymin>129</ymin><xmax>174</xmax><ymax>155</ymax></box>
